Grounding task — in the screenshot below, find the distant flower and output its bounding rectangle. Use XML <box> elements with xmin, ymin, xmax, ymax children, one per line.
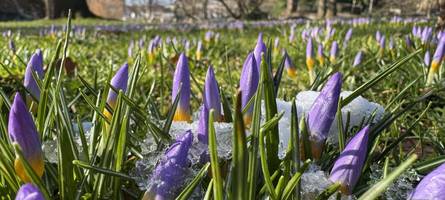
<box><xmin>9</xmin><ymin>39</ymin><xmax>16</xmax><ymax>53</ymax></box>
<box><xmin>352</xmin><ymin>51</ymin><xmax>363</xmax><ymax>67</ymax></box>
<box><xmin>196</xmin><ymin>40</ymin><xmax>202</xmax><ymax>60</ymax></box>
<box><xmin>388</xmin><ymin>37</ymin><xmax>394</xmax><ymax>50</ymax></box>
<box><xmin>306</xmin><ymin>38</ymin><xmax>314</xmax><ymax>70</ymax></box>
<box><xmin>421</xmin><ymin>27</ymin><xmax>432</xmax><ymax>45</ymax></box>
<box><xmin>146</xmin><ymin>131</ymin><xmax>193</xmax><ymax>199</ymax></box>
<box><xmin>329</xmin><ymin>41</ymin><xmax>339</xmax><ymax>63</ymax></box>
<box><xmin>254</xmin><ymin>33</ymin><xmax>267</xmax><ymax>69</ymax></box>
<box><xmin>317</xmin><ymin>43</ymin><xmax>324</xmax><ymax>65</ymax></box>
<box><xmin>9</xmin><ymin>93</ymin><xmax>44</xmax><ymax>182</ymax></box>
<box><xmin>24</xmin><ymin>50</ymin><xmax>44</xmax><ymax>101</ymax></box>
<box><xmin>139</xmin><ymin>38</ymin><xmax>145</xmax><ymax>48</ymax></box>
<box><xmin>329</xmin><ymin>125</ymin><xmax>370</xmax><ymax>195</ymax></box>
<box><xmin>274</xmin><ymin>37</ymin><xmax>280</xmax><ymax>50</ymax></box>
<box><xmin>172</xmin><ymin>53</ymin><xmax>191</xmax><ymax>121</ymax></box>
<box><xmin>205</xmin><ymin>31</ymin><xmax>213</xmax><ymax>43</ymax></box>
<box><xmin>379</xmin><ymin>36</ymin><xmax>386</xmax><ymax>56</ymax></box>
<box><xmin>405</xmin><ymin>35</ymin><xmax>414</xmax><ymax>49</ymax></box>
<box><xmin>284</xmin><ymin>51</ymin><xmax>297</xmax><ymax>78</ymax></box>
<box><xmin>128</xmin><ymin>40</ymin><xmax>134</xmax><ymax>58</ymax></box>
<box><xmin>15</xmin><ymin>183</ymin><xmax>44</xmax><ymax>200</ymax></box>
<box><xmin>239</xmin><ymin>53</ymin><xmax>259</xmax><ymax>125</ymax></box>
<box><xmin>375</xmin><ymin>31</ymin><xmax>381</xmax><ymax>42</ymax></box>
<box><xmin>203</xmin><ymin>66</ymin><xmax>222</xmax><ymax>120</ymax></box>
<box><xmin>408</xmin><ymin>162</ymin><xmax>445</xmax><ymax>199</ymax></box>
<box><xmin>307</xmin><ymin>72</ymin><xmax>342</xmax><ymax>159</ymax></box>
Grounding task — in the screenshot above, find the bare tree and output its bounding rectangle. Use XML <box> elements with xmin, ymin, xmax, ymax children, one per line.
<box><xmin>325</xmin><ymin>0</ymin><xmax>336</xmax><ymax>18</ymax></box>
<box><xmin>317</xmin><ymin>0</ymin><xmax>325</xmax><ymax>18</ymax></box>
<box><xmin>286</xmin><ymin>0</ymin><xmax>298</xmax><ymax>17</ymax></box>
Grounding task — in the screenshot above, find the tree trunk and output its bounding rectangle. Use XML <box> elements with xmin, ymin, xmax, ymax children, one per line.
<box><xmin>368</xmin><ymin>0</ymin><xmax>374</xmax><ymax>14</ymax></box>
<box><xmin>203</xmin><ymin>0</ymin><xmax>209</xmax><ymax>19</ymax></box>
<box><xmin>317</xmin><ymin>0</ymin><xmax>325</xmax><ymax>19</ymax></box>
<box><xmin>285</xmin><ymin>0</ymin><xmax>298</xmax><ymax>17</ymax></box>
<box><xmin>44</xmin><ymin>0</ymin><xmax>56</xmax><ymax>19</ymax></box>
<box><xmin>325</xmin><ymin>0</ymin><xmax>336</xmax><ymax>18</ymax></box>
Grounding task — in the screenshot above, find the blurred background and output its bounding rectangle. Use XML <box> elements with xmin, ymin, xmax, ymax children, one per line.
<box><xmin>0</xmin><ymin>0</ymin><xmax>444</xmax><ymax>22</ymax></box>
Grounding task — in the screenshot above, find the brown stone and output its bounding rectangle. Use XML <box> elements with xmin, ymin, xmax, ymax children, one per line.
<box><xmin>86</xmin><ymin>0</ymin><xmax>125</xmax><ymax>19</ymax></box>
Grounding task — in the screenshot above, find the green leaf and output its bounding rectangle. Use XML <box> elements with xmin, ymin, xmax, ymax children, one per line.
<box><xmin>208</xmin><ymin>109</ymin><xmax>223</xmax><ymax>200</ymax></box>
<box><xmin>176</xmin><ymin>163</ymin><xmax>210</xmax><ymax>200</ymax></box>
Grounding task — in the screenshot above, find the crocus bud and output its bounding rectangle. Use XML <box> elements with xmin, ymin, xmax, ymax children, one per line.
<box><xmin>9</xmin><ymin>93</ymin><xmax>44</xmax><ymax>182</ymax></box>
<box><xmin>104</xmin><ymin>63</ymin><xmax>129</xmax><ymax>119</ymax></box>
<box><xmin>427</xmin><ymin>35</ymin><xmax>445</xmax><ymax>84</ymax></box>
<box><xmin>146</xmin><ymin>131</ymin><xmax>193</xmax><ymax>200</ymax></box>
<box><xmin>352</xmin><ymin>51</ymin><xmax>363</xmax><ymax>67</ymax></box>
<box><xmin>405</xmin><ymin>35</ymin><xmax>413</xmax><ymax>49</ymax></box>
<box><xmin>307</xmin><ymin>72</ymin><xmax>342</xmax><ymax>159</ymax></box>
<box><xmin>343</xmin><ymin>28</ymin><xmax>353</xmax><ymax>48</ymax></box>
<box><xmin>204</xmin><ymin>66</ymin><xmax>222</xmax><ymax>120</ymax></box>
<box><xmin>375</xmin><ymin>31</ymin><xmax>381</xmax><ymax>42</ymax></box>
<box><xmin>15</xmin><ymin>183</ymin><xmax>45</xmax><ymax>200</ymax></box>
<box><xmin>306</xmin><ymin>38</ymin><xmax>314</xmax><ymax>71</ymax></box>
<box><xmin>197</xmin><ymin>104</ymin><xmax>209</xmax><ymax>144</ymax></box>
<box><xmin>284</xmin><ymin>51</ymin><xmax>297</xmax><ymax>78</ymax></box>
<box><xmin>128</xmin><ymin>40</ymin><xmax>134</xmax><ymax>58</ymax></box>
<box><xmin>205</xmin><ymin>31</ymin><xmax>212</xmax><ymax>43</ymax></box>
<box><xmin>254</xmin><ymin>33</ymin><xmax>267</xmax><ymax>69</ymax></box>
<box><xmin>24</xmin><ymin>50</ymin><xmax>44</xmax><ymax>101</ymax></box>
<box><xmin>378</xmin><ymin>36</ymin><xmax>386</xmax><ymax>56</ymax></box>
<box><xmin>317</xmin><ymin>43</ymin><xmax>324</xmax><ymax>65</ymax></box>
<box><xmin>424</xmin><ymin>50</ymin><xmax>431</xmax><ymax>67</ymax></box>
<box><xmin>408</xmin><ymin>162</ymin><xmax>445</xmax><ymax>199</ymax></box>
<box><xmin>239</xmin><ymin>53</ymin><xmax>259</xmax><ymax>125</ymax></box>
<box><xmin>329</xmin><ymin>41</ymin><xmax>339</xmax><ymax>63</ymax></box>
<box><xmin>329</xmin><ymin>125</ymin><xmax>370</xmax><ymax>195</ymax></box>
<box><xmin>172</xmin><ymin>53</ymin><xmax>191</xmax><ymax>121</ymax></box>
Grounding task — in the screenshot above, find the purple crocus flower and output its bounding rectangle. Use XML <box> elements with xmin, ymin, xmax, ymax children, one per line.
<box><xmin>8</xmin><ymin>93</ymin><xmax>44</xmax><ymax>182</ymax></box>
<box><xmin>408</xmin><ymin>162</ymin><xmax>445</xmax><ymax>199</ymax></box>
<box><xmin>379</xmin><ymin>36</ymin><xmax>386</xmax><ymax>56</ymax></box>
<box><xmin>375</xmin><ymin>31</ymin><xmax>381</xmax><ymax>42</ymax></box>
<box><xmin>343</xmin><ymin>28</ymin><xmax>353</xmax><ymax>48</ymax></box>
<box><xmin>329</xmin><ymin>125</ymin><xmax>370</xmax><ymax>194</ymax></box>
<box><xmin>424</xmin><ymin>50</ymin><xmax>431</xmax><ymax>67</ymax></box>
<box><xmin>274</xmin><ymin>37</ymin><xmax>280</xmax><ymax>50</ymax></box>
<box><xmin>353</xmin><ymin>51</ymin><xmax>363</xmax><ymax>67</ymax></box>
<box><xmin>427</xmin><ymin>35</ymin><xmax>445</xmax><ymax>84</ymax></box>
<box><xmin>307</xmin><ymin>72</ymin><xmax>342</xmax><ymax>159</ymax></box>
<box><xmin>203</xmin><ymin>66</ymin><xmax>222</xmax><ymax>120</ymax></box>
<box><xmin>239</xmin><ymin>53</ymin><xmax>259</xmax><ymax>125</ymax></box>
<box><xmin>24</xmin><ymin>50</ymin><xmax>44</xmax><ymax>100</ymax></box>
<box><xmin>284</xmin><ymin>51</ymin><xmax>296</xmax><ymax>77</ymax></box>
<box><xmin>317</xmin><ymin>43</ymin><xmax>324</xmax><ymax>65</ymax></box>
<box><xmin>196</xmin><ymin>40</ymin><xmax>202</xmax><ymax>60</ymax></box>
<box><xmin>405</xmin><ymin>35</ymin><xmax>413</xmax><ymax>49</ymax></box>
<box><xmin>388</xmin><ymin>37</ymin><xmax>394</xmax><ymax>50</ymax></box>
<box><xmin>107</xmin><ymin>63</ymin><xmax>129</xmax><ymax>108</ymax></box>
<box><xmin>306</xmin><ymin>38</ymin><xmax>314</xmax><ymax>70</ymax></box>
<box><xmin>197</xmin><ymin>104</ymin><xmax>209</xmax><ymax>144</ymax></box>
<box><xmin>254</xmin><ymin>33</ymin><xmax>267</xmax><ymax>69</ymax></box>
<box><xmin>147</xmin><ymin>131</ymin><xmax>193</xmax><ymax>199</ymax></box>
<box><xmin>128</xmin><ymin>40</ymin><xmax>134</xmax><ymax>58</ymax></box>
<box><xmin>205</xmin><ymin>31</ymin><xmax>212</xmax><ymax>42</ymax></box>
<box><xmin>329</xmin><ymin>41</ymin><xmax>339</xmax><ymax>63</ymax></box>
<box><xmin>172</xmin><ymin>53</ymin><xmax>191</xmax><ymax>121</ymax></box>
<box><xmin>15</xmin><ymin>183</ymin><xmax>44</xmax><ymax>200</ymax></box>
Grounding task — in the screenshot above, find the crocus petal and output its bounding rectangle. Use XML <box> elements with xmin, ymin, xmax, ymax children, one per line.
<box><xmin>24</xmin><ymin>50</ymin><xmax>44</xmax><ymax>100</ymax></box>
<box><xmin>307</xmin><ymin>72</ymin><xmax>342</xmax><ymax>159</ymax></box>
<box><xmin>172</xmin><ymin>53</ymin><xmax>191</xmax><ymax>122</ymax></box>
<box><xmin>15</xmin><ymin>183</ymin><xmax>45</xmax><ymax>200</ymax></box>
<box><xmin>8</xmin><ymin>93</ymin><xmax>44</xmax><ymax>182</ymax></box>
<box><xmin>424</xmin><ymin>51</ymin><xmax>431</xmax><ymax>67</ymax></box>
<box><xmin>204</xmin><ymin>66</ymin><xmax>222</xmax><ymax>120</ymax></box>
<box><xmin>409</xmin><ymin>162</ymin><xmax>445</xmax><ymax>199</ymax></box>
<box><xmin>317</xmin><ymin>43</ymin><xmax>324</xmax><ymax>65</ymax></box>
<box><xmin>284</xmin><ymin>51</ymin><xmax>297</xmax><ymax>77</ymax></box>
<box><xmin>254</xmin><ymin>33</ymin><xmax>267</xmax><ymax>69</ymax></box>
<box><xmin>329</xmin><ymin>125</ymin><xmax>370</xmax><ymax>194</ymax></box>
<box><xmin>148</xmin><ymin>131</ymin><xmax>193</xmax><ymax>199</ymax></box>
<box><xmin>330</xmin><ymin>41</ymin><xmax>338</xmax><ymax>63</ymax></box>
<box><xmin>306</xmin><ymin>38</ymin><xmax>314</xmax><ymax>70</ymax></box>
<box><xmin>239</xmin><ymin>53</ymin><xmax>259</xmax><ymax>125</ymax></box>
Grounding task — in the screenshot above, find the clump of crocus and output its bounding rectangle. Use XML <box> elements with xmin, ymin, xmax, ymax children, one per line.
<box><xmin>329</xmin><ymin>41</ymin><xmax>339</xmax><ymax>64</ymax></box>
<box><xmin>284</xmin><ymin>51</ymin><xmax>297</xmax><ymax>78</ymax></box>
<box><xmin>15</xmin><ymin>183</ymin><xmax>45</xmax><ymax>200</ymax></box>
<box><xmin>145</xmin><ymin>130</ymin><xmax>193</xmax><ymax>200</ymax></box>
<box><xmin>254</xmin><ymin>33</ymin><xmax>267</xmax><ymax>69</ymax></box>
<box><xmin>329</xmin><ymin>125</ymin><xmax>370</xmax><ymax>195</ymax></box>
<box><xmin>317</xmin><ymin>43</ymin><xmax>324</xmax><ymax>66</ymax></box>
<box><xmin>196</xmin><ymin>40</ymin><xmax>202</xmax><ymax>60</ymax></box>
<box><xmin>8</xmin><ymin>93</ymin><xmax>44</xmax><ymax>182</ymax></box>
<box><xmin>104</xmin><ymin>63</ymin><xmax>129</xmax><ymax>120</ymax></box>
<box><xmin>427</xmin><ymin>35</ymin><xmax>445</xmax><ymax>85</ymax></box>
<box><xmin>408</xmin><ymin>162</ymin><xmax>445</xmax><ymax>199</ymax></box>
<box><xmin>306</xmin><ymin>38</ymin><xmax>315</xmax><ymax>82</ymax></box>
<box><xmin>307</xmin><ymin>72</ymin><xmax>342</xmax><ymax>159</ymax></box>
<box><xmin>239</xmin><ymin>53</ymin><xmax>259</xmax><ymax>125</ymax></box>
<box><xmin>172</xmin><ymin>53</ymin><xmax>191</xmax><ymax>122</ymax></box>
<box><xmin>352</xmin><ymin>51</ymin><xmax>363</xmax><ymax>67</ymax></box>
<box><xmin>24</xmin><ymin>50</ymin><xmax>44</xmax><ymax>101</ymax></box>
